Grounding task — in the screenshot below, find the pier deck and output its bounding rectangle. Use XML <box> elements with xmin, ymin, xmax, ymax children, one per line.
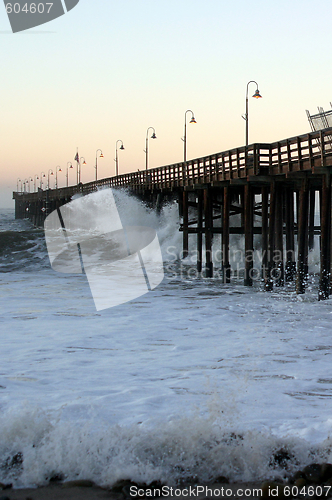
<box><xmin>13</xmin><ymin>127</ymin><xmax>332</xmax><ymax>300</ymax></box>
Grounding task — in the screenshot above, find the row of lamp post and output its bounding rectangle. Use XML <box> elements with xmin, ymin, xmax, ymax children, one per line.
<box><xmin>17</xmin><ymin>83</ymin><xmax>262</xmax><ymax>192</ymax></box>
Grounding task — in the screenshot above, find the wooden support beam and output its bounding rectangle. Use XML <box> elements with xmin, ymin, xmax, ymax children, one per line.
<box><xmin>244</xmin><ymin>183</ymin><xmax>254</xmax><ymax>286</ymax></box>
<box><xmin>319</xmin><ymin>175</ymin><xmax>331</xmax><ymax>300</ymax></box>
<box><xmin>261</xmin><ymin>186</ymin><xmax>269</xmax><ymax>279</ymax></box>
<box><xmin>197</xmin><ymin>191</ymin><xmax>203</xmax><ymax>273</ymax></box>
<box><xmin>285</xmin><ymin>188</ymin><xmax>296</xmax><ymax>282</ymax></box>
<box><xmin>296</xmin><ymin>178</ymin><xmax>309</xmax><ymax>294</ymax></box>
<box><xmin>222</xmin><ymin>186</ymin><xmax>231</xmax><ymax>283</ymax></box>
<box><xmin>265</xmin><ymin>181</ymin><xmax>276</xmax><ymax>291</ymax></box>
<box><xmin>204</xmin><ymin>188</ymin><xmax>213</xmax><ymax>278</ymax></box>
<box><xmin>274</xmin><ymin>185</ymin><xmax>284</xmax><ymax>286</ymax></box>
<box><xmin>182</xmin><ymin>191</ymin><xmax>189</xmax><ymax>259</ymax></box>
<box><xmin>308</xmin><ymin>189</ymin><xmax>315</xmax><ymax>251</ymax></box>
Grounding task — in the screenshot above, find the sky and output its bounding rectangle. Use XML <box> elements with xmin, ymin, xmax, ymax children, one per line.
<box><xmin>1</xmin><ymin>0</ymin><xmax>332</xmax><ymax>207</ymax></box>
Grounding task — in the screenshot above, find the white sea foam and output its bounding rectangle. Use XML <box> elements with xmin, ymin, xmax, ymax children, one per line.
<box><xmin>0</xmin><ymin>192</ymin><xmax>330</xmax><ymax>487</ymax></box>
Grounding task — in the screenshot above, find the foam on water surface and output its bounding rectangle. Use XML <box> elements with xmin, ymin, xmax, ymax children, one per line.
<box><xmin>0</xmin><ymin>193</ymin><xmax>332</xmax><ymax>487</ymax></box>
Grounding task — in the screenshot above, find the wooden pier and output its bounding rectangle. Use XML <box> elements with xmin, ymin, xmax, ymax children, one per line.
<box><xmin>13</xmin><ymin>127</ymin><xmax>332</xmax><ymax>300</ymax></box>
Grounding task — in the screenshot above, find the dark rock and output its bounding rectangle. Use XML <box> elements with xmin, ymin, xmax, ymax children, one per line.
<box><xmin>321</xmin><ymin>463</ymin><xmax>332</xmax><ymax>482</ymax></box>
<box><xmin>291</xmin><ymin>470</ymin><xmax>306</xmax><ymax>483</ymax></box>
<box><xmin>294</xmin><ymin>478</ymin><xmax>307</xmax><ymax>488</ymax></box>
<box><xmin>48</xmin><ymin>473</ymin><xmax>64</xmax><ymax>483</ymax></box>
<box><xmin>0</xmin><ymin>484</ymin><xmax>11</xmax><ymax>491</ymax></box>
<box><xmin>62</xmin><ymin>479</ymin><xmax>94</xmax><ymax>488</ymax></box>
<box><xmin>0</xmin><ymin>496</ymin><xmax>10</xmax><ymax>500</ymax></box>
<box><xmin>214</xmin><ymin>476</ymin><xmax>229</xmax><ymax>484</ymax></box>
<box><xmin>303</xmin><ymin>463</ymin><xmax>323</xmax><ymax>483</ymax></box>
<box><xmin>111</xmin><ymin>479</ymin><xmax>138</xmax><ymax>493</ymax></box>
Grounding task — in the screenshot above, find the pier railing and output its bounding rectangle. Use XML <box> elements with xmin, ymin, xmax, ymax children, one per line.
<box><xmin>13</xmin><ymin>127</ymin><xmax>332</xmax><ymax>201</ymax></box>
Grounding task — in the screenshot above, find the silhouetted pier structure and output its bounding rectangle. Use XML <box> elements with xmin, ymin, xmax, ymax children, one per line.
<box><xmin>13</xmin><ymin>127</ymin><xmax>332</xmax><ymax>300</ymax></box>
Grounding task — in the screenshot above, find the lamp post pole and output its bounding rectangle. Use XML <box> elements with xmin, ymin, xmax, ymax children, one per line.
<box><xmin>115</xmin><ymin>140</ymin><xmax>125</xmax><ymax>177</ymax></box>
<box><xmin>145</xmin><ymin>127</ymin><xmax>157</xmax><ymax>171</ymax></box>
<box><xmin>95</xmin><ymin>149</ymin><xmax>104</xmax><ymax>181</ymax></box>
<box><xmin>34</xmin><ymin>175</ymin><xmax>39</xmax><ymax>192</ymax></box>
<box><xmin>40</xmin><ymin>172</ymin><xmax>46</xmax><ymax>189</ymax></box>
<box><xmin>55</xmin><ymin>166</ymin><xmax>62</xmax><ymax>189</ymax></box>
<box><xmin>48</xmin><ymin>169</ymin><xmax>54</xmax><ymax>189</ymax></box>
<box><xmin>66</xmin><ymin>162</ymin><xmax>73</xmax><ymax>187</ymax></box>
<box><xmin>243</xmin><ymin>80</ymin><xmax>262</xmax><ymax>147</ymax></box>
<box><xmin>79</xmin><ymin>157</ymin><xmax>86</xmax><ymax>184</ymax></box>
<box><xmin>183</xmin><ymin>110</ymin><xmax>196</xmax><ymax>162</ymax></box>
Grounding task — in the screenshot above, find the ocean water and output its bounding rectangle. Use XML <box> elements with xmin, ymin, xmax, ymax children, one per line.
<box><xmin>1</xmin><ymin>190</ymin><xmax>332</xmax><ymax>488</ymax></box>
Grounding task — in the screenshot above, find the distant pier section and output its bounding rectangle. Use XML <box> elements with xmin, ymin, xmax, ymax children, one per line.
<box><xmin>13</xmin><ymin>127</ymin><xmax>332</xmax><ymax>300</ymax></box>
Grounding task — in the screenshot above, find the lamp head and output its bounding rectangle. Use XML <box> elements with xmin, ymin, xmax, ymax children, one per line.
<box><xmin>59</xmin><ymin>168</ymin><xmax>62</xmax><ymax>172</ymax></box>
<box><xmin>100</xmin><ymin>153</ymin><xmax>104</xmax><ymax>158</ymax></box>
<box><xmin>120</xmin><ymin>144</ymin><xmax>125</xmax><ymax>150</ymax></box>
<box><xmin>253</xmin><ymin>89</ymin><xmax>262</xmax><ymax>99</ymax></box>
<box><xmin>151</xmin><ymin>132</ymin><xmax>157</xmax><ymax>139</ymax></box>
<box><xmin>190</xmin><ymin>116</ymin><xmax>197</xmax><ymax>124</ymax></box>
<box><xmin>70</xmin><ymin>165</ymin><xmax>73</xmax><ymax>169</ymax></box>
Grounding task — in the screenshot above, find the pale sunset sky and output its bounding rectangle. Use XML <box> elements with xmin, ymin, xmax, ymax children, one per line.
<box><xmin>1</xmin><ymin>0</ymin><xmax>332</xmax><ymax>206</ymax></box>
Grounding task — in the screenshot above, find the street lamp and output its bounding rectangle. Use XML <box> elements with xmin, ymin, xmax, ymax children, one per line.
<box><xmin>34</xmin><ymin>174</ymin><xmax>39</xmax><ymax>192</ymax></box>
<box><xmin>40</xmin><ymin>172</ymin><xmax>46</xmax><ymax>189</ymax></box>
<box><xmin>79</xmin><ymin>157</ymin><xmax>86</xmax><ymax>184</ymax></box>
<box><xmin>48</xmin><ymin>169</ymin><xmax>54</xmax><ymax>189</ymax></box>
<box><xmin>66</xmin><ymin>162</ymin><xmax>73</xmax><ymax>187</ymax></box>
<box><xmin>145</xmin><ymin>127</ymin><xmax>157</xmax><ymax>171</ymax></box>
<box><xmin>183</xmin><ymin>110</ymin><xmax>196</xmax><ymax>162</ymax></box>
<box><xmin>95</xmin><ymin>149</ymin><xmax>104</xmax><ymax>181</ymax></box>
<box><xmin>55</xmin><ymin>165</ymin><xmax>62</xmax><ymax>189</ymax></box>
<box><xmin>115</xmin><ymin>140</ymin><xmax>125</xmax><ymax>176</ymax></box>
<box><xmin>243</xmin><ymin>80</ymin><xmax>262</xmax><ymax>147</ymax></box>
